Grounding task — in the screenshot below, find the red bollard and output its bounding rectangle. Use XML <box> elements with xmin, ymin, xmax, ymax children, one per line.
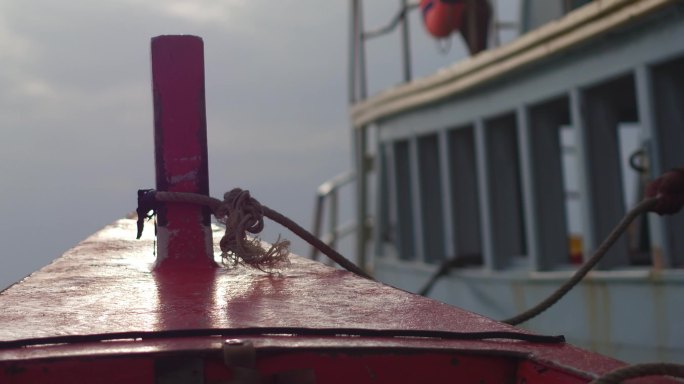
<box><xmin>151</xmin><ymin>35</ymin><xmax>215</xmax><ymax>269</ymax></box>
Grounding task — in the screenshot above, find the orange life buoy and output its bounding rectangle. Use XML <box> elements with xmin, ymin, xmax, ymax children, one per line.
<box><xmin>419</xmin><ymin>0</ymin><xmax>465</xmax><ymax>38</ymax></box>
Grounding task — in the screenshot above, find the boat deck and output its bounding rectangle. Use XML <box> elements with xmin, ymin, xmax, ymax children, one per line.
<box><xmin>0</xmin><ymin>219</ymin><xmax>677</xmax><ymax>383</ymax></box>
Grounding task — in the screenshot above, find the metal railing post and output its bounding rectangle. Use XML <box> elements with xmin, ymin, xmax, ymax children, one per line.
<box><xmin>310</xmin><ymin>172</ymin><xmax>357</xmax><ymax>262</ymax></box>
<box><xmin>310</xmin><ymin>195</ymin><xmax>325</xmax><ymax>260</ymax></box>
<box><xmin>328</xmin><ymin>189</ymin><xmax>340</xmax><ymax>252</ymax></box>
<box><xmin>400</xmin><ymin>0</ymin><xmax>412</xmax><ymax>83</ymax></box>
<box><xmin>349</xmin><ymin>0</ymin><xmax>359</xmax><ymax>104</ymax></box>
<box><xmin>358</xmin><ymin>0</ymin><xmax>368</xmax><ymax>100</ymax></box>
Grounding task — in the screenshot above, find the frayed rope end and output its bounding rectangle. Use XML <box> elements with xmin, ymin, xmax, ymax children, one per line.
<box><xmin>220</xmin><ymin>235</ymin><xmax>291</xmax><ymax>273</ymax></box>
<box><xmin>215</xmin><ymin>189</ymin><xmax>291</xmax><ymax>274</ymax></box>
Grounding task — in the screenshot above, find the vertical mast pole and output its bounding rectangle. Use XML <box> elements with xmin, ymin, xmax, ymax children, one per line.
<box><xmin>400</xmin><ymin>0</ymin><xmax>412</xmax><ymax>83</ymax></box>
<box><xmin>151</xmin><ymin>35</ymin><xmax>215</xmax><ymax>269</ymax></box>
<box><xmin>349</xmin><ymin>0</ymin><xmax>359</xmax><ymax>104</ymax></box>
<box><xmin>358</xmin><ymin>0</ymin><xmax>368</xmax><ymax>100</ymax></box>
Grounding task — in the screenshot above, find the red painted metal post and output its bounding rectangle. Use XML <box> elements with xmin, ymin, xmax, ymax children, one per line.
<box><xmin>151</xmin><ymin>35</ymin><xmax>215</xmax><ymax>269</ymax></box>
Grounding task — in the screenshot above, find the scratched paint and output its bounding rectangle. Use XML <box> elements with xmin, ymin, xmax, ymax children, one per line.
<box><xmin>168</xmin><ymin>170</ymin><xmax>199</xmax><ymax>184</ymax></box>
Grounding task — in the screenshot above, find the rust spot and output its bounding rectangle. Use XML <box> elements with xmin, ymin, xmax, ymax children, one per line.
<box><xmin>652</xmin><ymin>281</ymin><xmax>668</xmax><ymax>360</ymax></box>
<box><xmin>651</xmin><ymin>246</ymin><xmax>664</xmax><ymax>270</ymax></box>
<box><xmin>511</xmin><ymin>281</ymin><xmax>526</xmax><ymax>314</ymax></box>
<box><xmin>584</xmin><ymin>283</ymin><xmax>599</xmax><ymax>352</ymax></box>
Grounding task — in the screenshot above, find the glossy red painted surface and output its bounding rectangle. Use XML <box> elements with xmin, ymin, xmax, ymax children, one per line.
<box><xmin>2</xmin><ymin>358</ymin><xmax>154</xmax><ymax>384</ymax></box>
<box><xmin>209</xmin><ymin>352</ymin><xmax>519</xmax><ymax>383</ymax></box>
<box><xmin>2</xmin><ymin>219</ymin><xmax>519</xmax><ymax>339</ymax></box>
<box><xmin>151</xmin><ymin>35</ymin><xmax>214</xmax><ymax>268</ymax></box>
<box><xmin>0</xmin><ymin>219</ymin><xmax>677</xmax><ymax>383</ymax></box>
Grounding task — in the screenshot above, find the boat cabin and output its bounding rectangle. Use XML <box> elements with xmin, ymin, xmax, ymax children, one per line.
<box><xmin>331</xmin><ymin>0</ymin><xmax>684</xmax><ymax>363</ymax></box>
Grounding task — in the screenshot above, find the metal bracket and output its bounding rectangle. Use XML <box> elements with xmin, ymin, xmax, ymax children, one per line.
<box><xmin>223</xmin><ymin>339</ymin><xmax>260</xmax><ymax>384</ymax></box>
<box><xmin>136</xmin><ymin>188</ymin><xmax>158</xmax><ymax>239</ymax></box>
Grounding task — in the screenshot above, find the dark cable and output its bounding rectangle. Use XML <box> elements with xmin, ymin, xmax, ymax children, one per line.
<box><xmin>0</xmin><ymin>327</ymin><xmax>564</xmax><ymax>350</ymax></box>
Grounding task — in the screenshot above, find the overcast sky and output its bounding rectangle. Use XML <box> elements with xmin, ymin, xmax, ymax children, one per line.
<box><xmin>0</xmin><ymin>0</ymin><xmax>518</xmax><ymax>289</ymax></box>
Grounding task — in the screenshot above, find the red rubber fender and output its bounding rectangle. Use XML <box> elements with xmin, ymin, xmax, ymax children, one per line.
<box><xmin>420</xmin><ymin>0</ymin><xmax>465</xmax><ymax>38</ymax></box>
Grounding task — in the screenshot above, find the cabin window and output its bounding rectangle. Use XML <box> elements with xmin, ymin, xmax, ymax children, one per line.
<box><xmin>559</xmin><ymin>125</ymin><xmax>584</xmax><ymax>265</ymax></box>
<box><xmin>377</xmin><ymin>143</ymin><xmax>394</xmax><ymax>256</ymax></box>
<box><xmin>393</xmin><ymin>139</ymin><xmax>416</xmax><ymax>260</ymax></box>
<box><xmin>527</xmin><ymin>97</ymin><xmax>579</xmax><ymax>269</ymax></box>
<box><xmin>581</xmin><ymin>74</ymin><xmax>651</xmax><ymax>268</ymax></box>
<box><xmin>651</xmin><ymin>56</ymin><xmax>684</xmax><ymax>268</ymax></box>
<box><xmin>484</xmin><ymin>114</ymin><xmax>527</xmax><ymax>264</ymax></box>
<box><xmin>417</xmin><ymin>134</ymin><xmax>446</xmax><ymax>263</ymax></box>
<box><xmin>448</xmin><ymin>126</ymin><xmax>483</xmax><ymax>264</ymax></box>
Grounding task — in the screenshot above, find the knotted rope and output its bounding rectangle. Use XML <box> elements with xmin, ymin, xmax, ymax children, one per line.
<box><xmin>645</xmin><ymin>167</ymin><xmax>684</xmax><ymax>215</ymax></box>
<box><xmin>139</xmin><ymin>188</ymin><xmax>372</xmax><ymax>279</ymax></box>
<box><xmin>218</xmin><ymin>189</ymin><xmax>290</xmax><ymax>272</ymax></box>
<box><xmin>151</xmin><ymin>189</ymin><xmax>288</xmax><ymax>272</ymax></box>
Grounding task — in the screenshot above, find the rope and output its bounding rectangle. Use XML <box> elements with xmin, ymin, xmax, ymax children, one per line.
<box><xmin>140</xmin><ymin>168</ymin><xmax>682</xmax><ymax>306</ymax></box>
<box><xmin>503</xmin><ymin>168</ymin><xmax>684</xmax><ymax>325</ymax></box>
<box><xmin>502</xmin><ymin>197</ymin><xmax>659</xmax><ymax>325</ymax></box>
<box><xmin>418</xmin><ymin>254</ymin><xmax>482</xmax><ymax>296</ymax></box>
<box><xmin>589</xmin><ymin>363</ymin><xmax>684</xmax><ymax>384</ymax></box>
<box><xmin>149</xmin><ymin>189</ymin><xmax>373</xmax><ymax>279</ymax></box>
<box><xmin>260</xmin><ymin>205</ymin><xmax>373</xmax><ymax>279</ymax></box>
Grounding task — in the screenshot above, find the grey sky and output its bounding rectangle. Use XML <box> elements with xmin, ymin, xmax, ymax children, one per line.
<box><xmin>0</xmin><ymin>0</ymin><xmax>518</xmax><ymax>289</ymax></box>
